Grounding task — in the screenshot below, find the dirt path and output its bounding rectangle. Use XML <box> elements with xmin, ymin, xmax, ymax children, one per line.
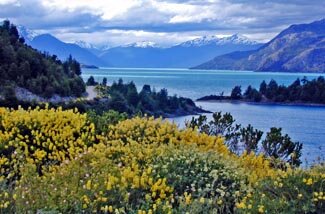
<box><xmin>85</xmin><ymin>86</ymin><xmax>98</xmax><ymax>100</ymax></box>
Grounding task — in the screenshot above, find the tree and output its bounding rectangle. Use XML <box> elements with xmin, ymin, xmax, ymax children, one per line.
<box><xmin>266</xmin><ymin>79</ymin><xmax>278</xmax><ymax>100</ymax></box>
<box><xmin>187</xmin><ymin>112</ymin><xmax>241</xmax><ymax>152</ymax></box>
<box><xmin>259</xmin><ymin>80</ymin><xmax>267</xmax><ymax>94</ymax></box>
<box><xmin>86</xmin><ymin>76</ymin><xmax>98</xmax><ymax>86</ymax></box>
<box><xmin>141</xmin><ymin>85</ymin><xmax>152</xmax><ymax>94</ymax></box>
<box><xmin>126</xmin><ymin>82</ymin><xmax>139</xmax><ymax>106</ymax></box>
<box><xmin>3</xmin><ymin>20</ymin><xmax>10</xmax><ymax>31</ymax></box>
<box><xmin>240</xmin><ymin>124</ymin><xmax>263</xmax><ymax>153</ymax></box>
<box><xmin>262</xmin><ymin>127</ymin><xmax>302</xmax><ymax>166</ymax></box>
<box><xmin>102</xmin><ymin>77</ymin><xmax>108</xmax><ymax>86</ymax></box>
<box><xmin>230</xmin><ymin>86</ymin><xmax>242</xmax><ymax>99</ymax></box>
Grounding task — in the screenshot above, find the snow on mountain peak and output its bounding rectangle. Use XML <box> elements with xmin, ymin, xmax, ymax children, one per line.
<box><xmin>180</xmin><ymin>34</ymin><xmax>258</xmax><ymax>47</ymax></box>
<box><xmin>75</xmin><ymin>40</ymin><xmax>96</xmax><ymax>49</ymax></box>
<box><xmin>124</xmin><ymin>41</ymin><xmax>159</xmax><ymax>48</ymax></box>
<box><xmin>17</xmin><ymin>25</ymin><xmax>39</xmax><ymax>42</ymax></box>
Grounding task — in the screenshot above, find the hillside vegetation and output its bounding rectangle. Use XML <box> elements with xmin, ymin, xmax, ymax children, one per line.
<box><xmin>0</xmin><ymin>107</ymin><xmax>324</xmax><ymax>213</ymax></box>
<box><xmin>0</xmin><ymin>20</ymin><xmax>85</xmax><ymax>98</ymax></box>
<box><xmin>87</xmin><ymin>78</ymin><xmax>206</xmax><ymax>117</ymax></box>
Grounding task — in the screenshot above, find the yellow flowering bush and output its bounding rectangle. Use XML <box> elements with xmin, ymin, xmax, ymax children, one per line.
<box><xmin>0</xmin><ymin>107</ymin><xmax>324</xmax><ymax>213</ymax></box>
<box><xmin>14</xmin><ymin>142</ymin><xmax>248</xmax><ymax>213</ymax></box>
<box><xmin>106</xmin><ymin>117</ymin><xmax>277</xmax><ymax>183</ymax></box>
<box><xmin>0</xmin><ymin>106</ymin><xmax>97</xmax><ymax>183</ymax></box>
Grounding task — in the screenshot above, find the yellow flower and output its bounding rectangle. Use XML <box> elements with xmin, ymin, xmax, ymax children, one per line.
<box><xmin>306</xmin><ymin>178</ymin><xmax>313</xmax><ymax>185</ymax></box>
<box><xmin>258</xmin><ymin>205</ymin><xmax>265</xmax><ymax>213</ymax></box>
<box><xmin>199</xmin><ymin>197</ymin><xmax>205</xmax><ymax>204</ymax></box>
<box><xmin>86</xmin><ymin>180</ymin><xmax>92</xmax><ymax>190</ymax></box>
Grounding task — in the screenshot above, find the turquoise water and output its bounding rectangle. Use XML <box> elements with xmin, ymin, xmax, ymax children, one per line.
<box><xmin>82</xmin><ymin>68</ymin><xmax>325</xmax><ymax>164</ymax></box>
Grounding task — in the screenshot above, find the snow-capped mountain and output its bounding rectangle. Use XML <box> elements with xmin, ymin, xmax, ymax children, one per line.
<box><xmin>123</xmin><ymin>41</ymin><xmax>159</xmax><ymax>48</ymax></box>
<box><xmin>99</xmin><ymin>35</ymin><xmax>263</xmax><ymax>68</ymax></box>
<box><xmin>74</xmin><ymin>40</ymin><xmax>98</xmax><ymax>49</ymax></box>
<box><xmin>180</xmin><ymin>34</ymin><xmax>258</xmax><ymax>47</ymax></box>
<box><xmin>17</xmin><ymin>25</ymin><xmax>39</xmax><ymax>42</ymax></box>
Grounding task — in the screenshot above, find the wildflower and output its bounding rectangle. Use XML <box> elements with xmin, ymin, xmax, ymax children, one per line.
<box><xmin>258</xmin><ymin>205</ymin><xmax>265</xmax><ymax>213</ymax></box>
<box><xmin>199</xmin><ymin>197</ymin><xmax>205</xmax><ymax>204</ymax></box>
<box><xmin>86</xmin><ymin>180</ymin><xmax>92</xmax><ymax>190</ymax></box>
<box><xmin>306</xmin><ymin>178</ymin><xmax>313</xmax><ymax>185</ymax></box>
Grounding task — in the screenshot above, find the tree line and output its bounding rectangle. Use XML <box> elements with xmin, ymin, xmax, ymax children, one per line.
<box><xmin>0</xmin><ymin>20</ymin><xmax>85</xmax><ymax>99</ymax></box>
<box><xmin>231</xmin><ymin>77</ymin><xmax>325</xmax><ymax>104</ymax></box>
<box><xmin>86</xmin><ymin>77</ymin><xmax>203</xmax><ymax>117</ymax></box>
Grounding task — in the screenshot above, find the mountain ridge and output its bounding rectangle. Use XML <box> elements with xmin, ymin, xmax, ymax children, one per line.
<box><xmin>98</xmin><ymin>34</ymin><xmax>262</xmax><ymax>68</ymax></box>
<box><xmin>194</xmin><ymin>19</ymin><xmax>325</xmax><ymax>73</ymax></box>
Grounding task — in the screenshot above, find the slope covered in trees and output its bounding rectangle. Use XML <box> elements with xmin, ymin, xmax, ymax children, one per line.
<box><xmin>0</xmin><ymin>20</ymin><xmax>85</xmax><ymax>98</ymax></box>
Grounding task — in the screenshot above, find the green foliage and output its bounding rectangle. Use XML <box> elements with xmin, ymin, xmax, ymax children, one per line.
<box><xmin>0</xmin><ymin>20</ymin><xmax>85</xmax><ymax>98</ymax></box>
<box><xmin>87</xmin><ymin>110</ymin><xmax>128</xmax><ymax>134</ymax></box>
<box><xmin>262</xmin><ymin>127</ymin><xmax>303</xmax><ymax>167</ymax></box>
<box><xmin>86</xmin><ymin>76</ymin><xmax>98</xmax><ymax>86</ymax></box>
<box><xmin>239</xmin><ymin>167</ymin><xmax>325</xmax><ymax>213</ymax></box>
<box><xmin>188</xmin><ymin>112</ymin><xmax>303</xmax><ymax>166</ymax></box>
<box><xmin>230</xmin><ymin>86</ymin><xmax>242</xmax><ymax>100</ymax></box>
<box><xmin>240</xmin><ymin>124</ymin><xmax>263</xmax><ymax>153</ymax></box>
<box><xmin>240</xmin><ymin>77</ymin><xmax>325</xmax><ymax>104</ymax></box>
<box><xmin>97</xmin><ymin>79</ymin><xmax>201</xmax><ymax>117</ymax></box>
<box><xmin>151</xmin><ymin>148</ymin><xmax>248</xmax><ymax>213</ymax></box>
<box><xmin>187</xmin><ymin>112</ymin><xmax>241</xmax><ymax>152</ymax></box>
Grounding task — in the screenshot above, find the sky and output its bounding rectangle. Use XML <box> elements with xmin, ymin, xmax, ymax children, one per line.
<box><xmin>0</xmin><ymin>0</ymin><xmax>324</xmax><ymax>47</ymax></box>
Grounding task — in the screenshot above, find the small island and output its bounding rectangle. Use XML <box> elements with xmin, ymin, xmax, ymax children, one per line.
<box><xmin>81</xmin><ymin>64</ymin><xmax>99</xmax><ymax>69</ymax></box>
<box><xmin>197</xmin><ymin>77</ymin><xmax>325</xmax><ymax>106</ymax></box>
<box><xmin>85</xmin><ymin>76</ymin><xmax>209</xmax><ymax>117</ymax></box>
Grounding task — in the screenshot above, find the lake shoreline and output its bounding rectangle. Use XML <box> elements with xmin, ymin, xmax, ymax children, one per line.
<box><xmin>196</xmin><ymin>98</ymin><xmax>325</xmax><ymax>108</ymax></box>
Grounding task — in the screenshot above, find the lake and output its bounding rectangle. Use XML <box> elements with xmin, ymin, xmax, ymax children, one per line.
<box><xmin>82</xmin><ymin>68</ymin><xmax>325</xmax><ymax>164</ymax></box>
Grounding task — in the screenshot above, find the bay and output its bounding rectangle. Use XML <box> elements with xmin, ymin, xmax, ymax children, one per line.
<box><xmin>82</xmin><ymin>68</ymin><xmax>325</xmax><ymax>164</ymax></box>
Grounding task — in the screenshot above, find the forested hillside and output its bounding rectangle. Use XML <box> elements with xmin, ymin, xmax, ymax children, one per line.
<box><xmin>0</xmin><ymin>20</ymin><xmax>85</xmax><ymax>98</ymax></box>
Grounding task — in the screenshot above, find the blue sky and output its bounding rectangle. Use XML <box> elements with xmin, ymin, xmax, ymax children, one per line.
<box><xmin>0</xmin><ymin>0</ymin><xmax>324</xmax><ymax>47</ymax></box>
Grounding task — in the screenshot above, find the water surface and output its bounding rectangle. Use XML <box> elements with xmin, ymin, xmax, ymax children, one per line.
<box><xmin>82</xmin><ymin>68</ymin><xmax>325</xmax><ymax>164</ymax></box>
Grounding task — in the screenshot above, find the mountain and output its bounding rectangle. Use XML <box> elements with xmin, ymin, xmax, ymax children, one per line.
<box><xmin>123</xmin><ymin>41</ymin><xmax>159</xmax><ymax>48</ymax></box>
<box><xmin>194</xmin><ymin>19</ymin><xmax>325</xmax><ymax>73</ymax></box>
<box><xmin>180</xmin><ymin>34</ymin><xmax>258</xmax><ymax>47</ymax></box>
<box><xmin>98</xmin><ymin>43</ymin><xmax>163</xmax><ymax>68</ymax></box>
<box><xmin>99</xmin><ymin>34</ymin><xmax>262</xmax><ymax>68</ymax></box>
<box><xmin>74</xmin><ymin>41</ymin><xmax>111</xmax><ymax>56</ymax></box>
<box><xmin>17</xmin><ymin>27</ymin><xmax>107</xmax><ymax>67</ymax></box>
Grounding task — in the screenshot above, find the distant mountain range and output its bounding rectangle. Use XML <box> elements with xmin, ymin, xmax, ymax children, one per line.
<box><xmin>17</xmin><ymin>26</ymin><xmax>262</xmax><ymax>68</ymax></box>
<box><xmin>194</xmin><ymin>19</ymin><xmax>325</xmax><ymax>73</ymax></box>
<box><xmin>98</xmin><ymin>34</ymin><xmax>262</xmax><ymax>68</ymax></box>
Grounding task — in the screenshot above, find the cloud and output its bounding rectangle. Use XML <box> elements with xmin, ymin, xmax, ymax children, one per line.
<box><xmin>0</xmin><ymin>0</ymin><xmax>324</xmax><ymax>46</ymax></box>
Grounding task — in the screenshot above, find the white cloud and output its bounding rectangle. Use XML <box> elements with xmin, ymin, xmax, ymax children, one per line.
<box><xmin>42</xmin><ymin>0</ymin><xmax>142</xmax><ymax>20</ymax></box>
<box><xmin>0</xmin><ymin>0</ymin><xmax>19</xmax><ymax>5</ymax></box>
<box><xmin>0</xmin><ymin>0</ymin><xmax>323</xmax><ymax>46</ymax></box>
